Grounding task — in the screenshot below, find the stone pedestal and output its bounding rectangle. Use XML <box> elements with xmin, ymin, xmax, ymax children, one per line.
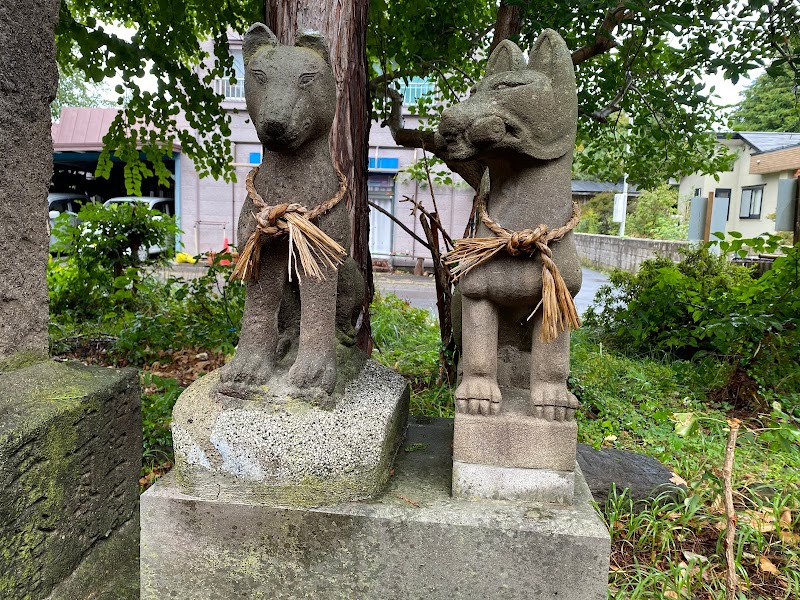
<box><xmin>171</xmin><ymin>360</ymin><xmax>409</xmax><ymax>506</ymax></box>
<box><xmin>141</xmin><ymin>417</ymin><xmax>610</xmax><ymax>599</ymax></box>
<box><xmin>453</xmin><ymin>386</ymin><xmax>577</xmax><ymax>503</ymax></box>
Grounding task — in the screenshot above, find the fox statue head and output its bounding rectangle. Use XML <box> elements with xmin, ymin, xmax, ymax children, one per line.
<box><xmin>243</xmin><ymin>23</ymin><xmax>336</xmax><ymax>153</ymax></box>
<box><xmin>436</xmin><ymin>29</ymin><xmax>577</xmax><ymax>165</ymax></box>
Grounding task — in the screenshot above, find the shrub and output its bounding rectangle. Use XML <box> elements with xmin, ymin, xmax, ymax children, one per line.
<box><xmin>584</xmin><ymin>237</ymin><xmax>800</xmax><ymax>405</ymax></box>
<box><xmin>371</xmin><ymin>293</ymin><xmax>441</xmax><ymax>385</ymax></box>
<box><xmin>576</xmin><ymin>191</ymin><xmax>615</xmax><ymax>235</ymax></box>
<box><xmin>626</xmin><ymin>184</ymin><xmax>686</xmax><ymax>240</ymax></box>
<box><xmin>49</xmin><ymin>202</ymin><xmax>180</xmax><ymax>320</ymax></box>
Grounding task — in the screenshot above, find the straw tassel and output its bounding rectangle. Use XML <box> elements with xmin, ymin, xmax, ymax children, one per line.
<box><xmin>229</xmin><ymin>167</ymin><xmax>348</xmax><ymax>283</ymax></box>
<box><xmin>445</xmin><ymin>201</ymin><xmax>582</xmax><ymax>343</ymax></box>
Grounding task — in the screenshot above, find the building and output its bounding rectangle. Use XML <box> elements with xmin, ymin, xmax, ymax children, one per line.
<box><xmin>679</xmin><ymin>132</ymin><xmax>800</xmax><ymax>240</ymax></box>
<box><xmin>170</xmin><ymin>34</ymin><xmax>477</xmax><ymax>266</ymax></box>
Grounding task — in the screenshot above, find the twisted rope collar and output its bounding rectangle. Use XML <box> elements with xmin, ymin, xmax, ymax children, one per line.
<box><xmin>229</xmin><ymin>165</ymin><xmax>348</xmax><ymax>282</ymax></box>
<box><xmin>445</xmin><ymin>198</ymin><xmax>581</xmax><ymax>343</ymax></box>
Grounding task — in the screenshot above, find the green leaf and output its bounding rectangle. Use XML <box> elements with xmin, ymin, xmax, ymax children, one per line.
<box><xmin>672</xmin><ymin>412</ymin><xmax>699</xmax><ymax>437</ymax></box>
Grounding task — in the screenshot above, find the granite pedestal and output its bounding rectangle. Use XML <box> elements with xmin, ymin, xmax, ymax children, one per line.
<box><xmin>141</xmin><ymin>417</ymin><xmax>610</xmax><ymax>599</ymax></box>
<box><xmin>453</xmin><ymin>386</ymin><xmax>578</xmax><ymax>503</ymax></box>
<box><xmin>171</xmin><ymin>360</ymin><xmax>409</xmax><ymax>506</ymax></box>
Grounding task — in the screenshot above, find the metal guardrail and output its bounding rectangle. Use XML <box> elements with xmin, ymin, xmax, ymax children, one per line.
<box><xmin>214</xmin><ymin>76</ymin><xmax>435</xmax><ymax>106</ymax></box>
<box><xmin>213</xmin><ymin>78</ymin><xmax>245</xmax><ymax>101</ymax></box>
<box><xmin>396</xmin><ymin>81</ymin><xmax>436</xmax><ymax>105</ymax></box>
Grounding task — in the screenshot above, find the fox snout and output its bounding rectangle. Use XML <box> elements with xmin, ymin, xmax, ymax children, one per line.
<box><xmin>436</xmin><ymin>107</ymin><xmax>506</xmax><ymax>161</ymax></box>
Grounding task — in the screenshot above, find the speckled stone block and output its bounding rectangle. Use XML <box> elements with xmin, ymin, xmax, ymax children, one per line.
<box><xmin>141</xmin><ymin>417</ymin><xmax>610</xmax><ymax>600</ymax></box>
<box><xmin>453</xmin><ymin>386</ymin><xmax>577</xmax><ymax>503</ymax></box>
<box><xmin>0</xmin><ymin>361</ymin><xmax>141</xmax><ymax>600</ymax></box>
<box><xmin>171</xmin><ymin>360</ymin><xmax>410</xmax><ymax>506</ymax></box>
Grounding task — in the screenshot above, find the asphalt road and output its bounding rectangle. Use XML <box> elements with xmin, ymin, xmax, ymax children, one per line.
<box><xmin>375</xmin><ymin>267</ymin><xmax>609</xmax><ymax>316</ymax></box>
<box><xmin>168</xmin><ymin>262</ymin><xmax>610</xmax><ymax>317</ymax></box>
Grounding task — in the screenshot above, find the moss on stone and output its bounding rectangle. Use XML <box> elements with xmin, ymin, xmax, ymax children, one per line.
<box><xmin>0</xmin><ymin>351</ymin><xmax>48</xmax><ymax>374</ymax></box>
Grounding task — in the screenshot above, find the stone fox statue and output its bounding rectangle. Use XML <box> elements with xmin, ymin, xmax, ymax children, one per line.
<box><xmin>218</xmin><ymin>23</ymin><xmax>361</xmax><ymax>397</ymax></box>
<box><xmin>436</xmin><ymin>30</ymin><xmax>582</xmax><ymax>421</ymax></box>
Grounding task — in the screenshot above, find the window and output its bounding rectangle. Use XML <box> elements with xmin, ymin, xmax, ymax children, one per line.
<box><xmin>396</xmin><ymin>77</ymin><xmax>436</xmax><ymax>106</ymax></box>
<box><xmin>213</xmin><ymin>48</ymin><xmax>245</xmax><ymax>100</ymax></box>
<box><xmin>739</xmin><ymin>186</ymin><xmax>764</xmax><ymax>219</ymax></box>
<box><xmin>714</xmin><ymin>189</ymin><xmax>731</xmax><ymax>221</ymax></box>
<box><xmin>694</xmin><ymin>188</ymin><xmax>702</xmax><ymax>198</ymax></box>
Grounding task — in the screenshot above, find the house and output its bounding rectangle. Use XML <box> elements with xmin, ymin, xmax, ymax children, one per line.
<box><xmin>51</xmin><ymin>106</ymin><xmax>181</xmax><ymax>203</ymax></box>
<box><xmin>679</xmin><ymin>132</ymin><xmax>800</xmax><ymax>241</ymax></box>
<box><xmin>570</xmin><ymin>180</ymin><xmax>640</xmax><ymax>205</ymax></box>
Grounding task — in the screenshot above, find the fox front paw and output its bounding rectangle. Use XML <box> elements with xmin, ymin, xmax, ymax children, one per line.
<box><xmin>455</xmin><ymin>376</ymin><xmax>502</xmax><ymax>416</ymax></box>
<box><xmin>530</xmin><ymin>383</ymin><xmax>580</xmax><ymax>421</ymax></box>
<box><xmin>287</xmin><ymin>351</ymin><xmax>336</xmax><ymax>395</ymax></box>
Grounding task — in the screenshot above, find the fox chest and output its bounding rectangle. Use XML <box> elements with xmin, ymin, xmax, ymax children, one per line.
<box><xmin>458</xmin><ymin>232</ymin><xmax>581</xmax><ymax>306</ymax></box>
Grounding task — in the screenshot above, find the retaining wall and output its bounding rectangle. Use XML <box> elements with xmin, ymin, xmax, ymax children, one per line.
<box><xmin>574</xmin><ymin>233</ymin><xmax>690</xmax><ymax>273</ymax></box>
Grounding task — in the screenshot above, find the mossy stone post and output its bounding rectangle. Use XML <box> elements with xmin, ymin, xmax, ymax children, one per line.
<box><xmin>0</xmin><ymin>0</ymin><xmax>59</xmax><ymax>363</ymax></box>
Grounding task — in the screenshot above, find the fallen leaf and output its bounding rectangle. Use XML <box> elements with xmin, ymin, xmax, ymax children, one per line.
<box><xmin>670</xmin><ymin>472</ymin><xmax>688</xmax><ymax>486</ymax></box>
<box><xmin>672</xmin><ymin>412</ymin><xmax>698</xmax><ymax>437</ymax></box>
<box><xmin>759</xmin><ymin>556</ymin><xmax>779</xmax><ymax>575</ymax></box>
<box><xmin>683</xmin><ymin>550</ymin><xmax>708</xmax><ymax>563</ymax></box>
<box><xmin>664</xmin><ymin>591</ymin><xmax>679</xmax><ymax>599</ymax></box>
<box><xmin>393</xmin><ymin>494</ymin><xmax>420</xmax><ymax>508</ymax></box>
<box><xmin>741</xmin><ymin>509</ymin><xmax>776</xmax><ymax>533</ymax></box>
<box><xmin>780</xmin><ymin>509</ymin><xmax>792</xmax><ymax>529</ymax></box>
<box><xmin>779</xmin><ymin>530</ymin><xmax>800</xmax><ymax>544</ymax></box>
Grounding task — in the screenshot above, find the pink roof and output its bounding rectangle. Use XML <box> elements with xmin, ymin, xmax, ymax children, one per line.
<box><xmin>52</xmin><ymin>106</ymin><xmax>181</xmax><ymax>152</ymax></box>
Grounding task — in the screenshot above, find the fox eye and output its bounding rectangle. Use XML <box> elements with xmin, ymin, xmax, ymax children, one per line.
<box><xmin>493</xmin><ymin>81</ymin><xmax>521</xmax><ymax>90</ymax></box>
<box><xmin>251</xmin><ymin>70</ymin><xmax>267</xmax><ymax>85</ymax></box>
<box><xmin>299</xmin><ymin>72</ymin><xmax>317</xmax><ymax>86</ymax></box>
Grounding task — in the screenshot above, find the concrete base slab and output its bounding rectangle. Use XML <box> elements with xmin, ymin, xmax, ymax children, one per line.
<box><xmin>453</xmin><ymin>460</ymin><xmax>575</xmax><ymax>504</ymax></box>
<box><xmin>142</xmin><ymin>417</ymin><xmax>610</xmax><ymax>600</ymax></box>
<box><xmin>452</xmin><ymin>386</ymin><xmax>577</xmax><ymax>472</ymax></box>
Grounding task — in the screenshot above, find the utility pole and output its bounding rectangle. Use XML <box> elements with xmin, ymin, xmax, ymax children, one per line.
<box><xmin>619</xmin><ymin>169</ymin><xmax>628</xmax><ymax>237</ymax></box>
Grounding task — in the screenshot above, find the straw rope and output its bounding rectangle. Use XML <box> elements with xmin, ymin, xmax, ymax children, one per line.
<box><xmin>229</xmin><ymin>166</ymin><xmax>348</xmax><ymax>283</ymax></box>
<box><xmin>445</xmin><ymin>198</ymin><xmax>582</xmax><ymax>343</ymax></box>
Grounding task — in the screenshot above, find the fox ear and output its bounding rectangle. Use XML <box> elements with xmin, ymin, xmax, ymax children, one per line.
<box><xmin>243</xmin><ymin>23</ymin><xmax>278</xmax><ymax>67</ymax></box>
<box><xmin>296</xmin><ymin>30</ymin><xmax>331</xmax><ymax>65</ymax></box>
<box><xmin>485</xmin><ymin>40</ymin><xmax>526</xmax><ymax>76</ymax></box>
<box><xmin>528</xmin><ymin>29</ymin><xmax>573</xmax><ymax>81</ymax></box>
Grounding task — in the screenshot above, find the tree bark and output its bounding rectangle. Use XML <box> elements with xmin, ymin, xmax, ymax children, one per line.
<box><xmin>488</xmin><ymin>1</ymin><xmax>526</xmax><ymax>55</ymax></box>
<box><xmin>264</xmin><ymin>0</ymin><xmax>373</xmax><ymax>353</ymax></box>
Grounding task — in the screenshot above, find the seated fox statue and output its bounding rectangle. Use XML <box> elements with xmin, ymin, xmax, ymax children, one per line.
<box><xmin>217</xmin><ymin>23</ymin><xmax>363</xmax><ymax>400</ymax></box>
<box><xmin>437</xmin><ymin>29</ymin><xmax>582</xmax><ymax>422</ymax></box>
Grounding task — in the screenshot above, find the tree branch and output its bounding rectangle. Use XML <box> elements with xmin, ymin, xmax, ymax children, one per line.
<box><xmin>400</xmin><ymin>195</ymin><xmax>454</xmax><ymax>249</ymax></box>
<box><xmin>590</xmin><ymin>72</ymin><xmax>635</xmax><ymax>122</ymax></box>
<box><xmin>571</xmin><ymin>3</ymin><xmax>633</xmax><ymax>66</ymax></box>
<box><xmin>372</xmin><ymin>84</ymin><xmax>486</xmax><ymax>191</ymax></box>
<box><xmin>367</xmin><ymin>200</ymin><xmax>430</xmax><ymax>250</ymax></box>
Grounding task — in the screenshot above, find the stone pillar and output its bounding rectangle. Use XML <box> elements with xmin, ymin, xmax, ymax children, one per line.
<box><xmin>0</xmin><ymin>0</ymin><xmax>59</xmax><ymax>362</ymax></box>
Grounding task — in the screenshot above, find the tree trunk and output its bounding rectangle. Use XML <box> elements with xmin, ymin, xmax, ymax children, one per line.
<box><xmin>264</xmin><ymin>0</ymin><xmax>373</xmax><ymax>353</ymax></box>
<box><xmin>488</xmin><ymin>1</ymin><xmax>526</xmax><ymax>54</ymax></box>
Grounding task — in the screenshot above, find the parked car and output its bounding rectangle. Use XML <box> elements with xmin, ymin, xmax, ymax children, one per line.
<box><xmin>103</xmin><ymin>196</ymin><xmax>176</xmax><ymax>258</ymax></box>
<box><xmin>48</xmin><ymin>192</ymin><xmax>90</xmax><ymax>249</ymax></box>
